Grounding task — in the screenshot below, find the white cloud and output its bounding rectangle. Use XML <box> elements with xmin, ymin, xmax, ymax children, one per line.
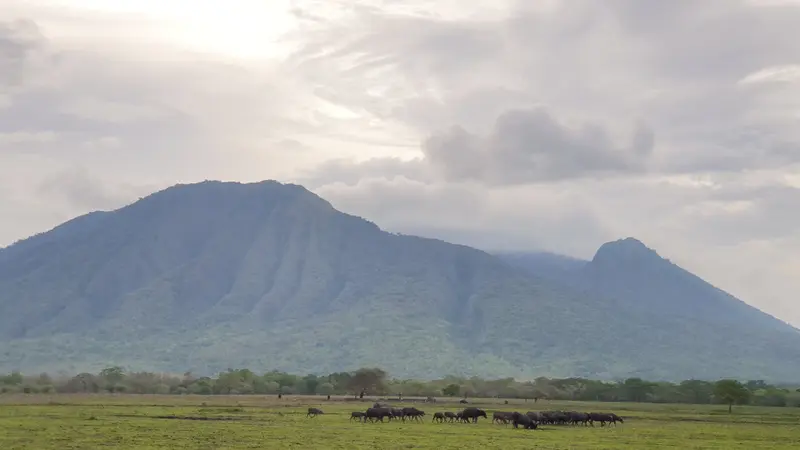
<box><xmin>1</xmin><ymin>0</ymin><xmax>800</xmax><ymax>327</ymax></box>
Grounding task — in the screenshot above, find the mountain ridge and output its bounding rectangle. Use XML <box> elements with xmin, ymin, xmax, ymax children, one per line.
<box><xmin>1</xmin><ymin>180</ymin><xmax>798</xmax><ymax>382</ymax></box>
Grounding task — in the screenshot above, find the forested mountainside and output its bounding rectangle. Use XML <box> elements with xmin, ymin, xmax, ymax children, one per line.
<box><xmin>1</xmin><ymin>180</ymin><xmax>798</xmax><ymax>382</ymax></box>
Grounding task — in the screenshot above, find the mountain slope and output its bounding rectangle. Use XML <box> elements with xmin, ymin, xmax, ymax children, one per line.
<box><xmin>1</xmin><ymin>181</ymin><xmax>799</xmax><ymax>381</ymax></box>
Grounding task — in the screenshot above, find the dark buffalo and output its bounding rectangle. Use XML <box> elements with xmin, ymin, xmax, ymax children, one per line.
<box><xmin>350</xmin><ymin>411</ymin><xmax>366</xmax><ymax>422</ymax></box>
<box><xmin>444</xmin><ymin>412</ymin><xmax>457</xmax><ymax>422</ymax></box>
<box><xmin>459</xmin><ymin>399</ymin><xmax>469</xmax><ymax>404</ymax></box>
<box><xmin>588</xmin><ymin>412</ymin><xmax>622</xmax><ymax>427</ymax></box>
<box><xmin>570</xmin><ymin>412</ymin><xmax>590</xmax><ymax>426</ymax></box>
<box><xmin>432</xmin><ymin>412</ymin><xmax>445</xmax><ymax>423</ymax></box>
<box><xmin>541</xmin><ymin>411</ymin><xmax>568</xmax><ymax>425</ymax></box>
<box><xmin>511</xmin><ymin>412</ymin><xmax>537</xmax><ymax>430</ymax></box>
<box><xmin>493</xmin><ymin>411</ymin><xmax>514</xmax><ymax>425</ymax></box>
<box><xmin>402</xmin><ymin>407</ymin><xmax>425</xmax><ymax>422</ymax></box>
<box><xmin>307</xmin><ymin>407</ymin><xmax>324</xmax><ymax>418</ymax></box>
<box><xmin>526</xmin><ymin>411</ymin><xmax>542</xmax><ymax>424</ymax></box>
<box><xmin>390</xmin><ymin>408</ymin><xmax>405</xmax><ymax>421</ymax></box>
<box><xmin>365</xmin><ymin>407</ymin><xmax>393</xmax><ymax>422</ymax></box>
<box><xmin>461</xmin><ymin>407</ymin><xmax>487</xmax><ymax>423</ymax></box>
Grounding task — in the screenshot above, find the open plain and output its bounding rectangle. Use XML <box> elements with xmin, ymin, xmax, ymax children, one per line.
<box><xmin>1</xmin><ymin>395</ymin><xmax>798</xmax><ymax>449</ymax></box>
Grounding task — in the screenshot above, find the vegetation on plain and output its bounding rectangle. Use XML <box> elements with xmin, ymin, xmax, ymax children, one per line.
<box><xmin>3</xmin><ymin>366</ymin><xmax>799</xmax><ymax>410</ymax></box>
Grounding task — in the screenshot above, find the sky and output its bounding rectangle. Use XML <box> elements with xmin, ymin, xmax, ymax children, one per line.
<box><xmin>1</xmin><ymin>0</ymin><xmax>799</xmax><ymax>326</ymax></box>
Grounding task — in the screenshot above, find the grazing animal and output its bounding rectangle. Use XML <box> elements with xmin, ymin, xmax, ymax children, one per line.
<box><xmin>307</xmin><ymin>407</ymin><xmax>324</xmax><ymax>418</ymax></box>
<box><xmin>567</xmin><ymin>412</ymin><xmax>590</xmax><ymax>426</ymax></box>
<box><xmin>365</xmin><ymin>407</ymin><xmax>393</xmax><ymax>422</ymax></box>
<box><xmin>350</xmin><ymin>411</ymin><xmax>366</xmax><ymax>422</ymax></box>
<box><xmin>390</xmin><ymin>408</ymin><xmax>405</xmax><ymax>421</ymax></box>
<box><xmin>432</xmin><ymin>412</ymin><xmax>445</xmax><ymax>423</ymax></box>
<box><xmin>526</xmin><ymin>411</ymin><xmax>542</xmax><ymax>424</ymax></box>
<box><xmin>588</xmin><ymin>412</ymin><xmax>622</xmax><ymax>427</ymax></box>
<box><xmin>511</xmin><ymin>412</ymin><xmax>537</xmax><ymax>430</ymax></box>
<box><xmin>402</xmin><ymin>407</ymin><xmax>425</xmax><ymax>422</ymax></box>
<box><xmin>541</xmin><ymin>410</ymin><xmax>568</xmax><ymax>425</ymax></box>
<box><xmin>444</xmin><ymin>411</ymin><xmax>457</xmax><ymax>422</ymax></box>
<box><xmin>459</xmin><ymin>399</ymin><xmax>469</xmax><ymax>404</ymax></box>
<box><xmin>460</xmin><ymin>407</ymin><xmax>488</xmax><ymax>423</ymax></box>
<box><xmin>493</xmin><ymin>411</ymin><xmax>514</xmax><ymax>425</ymax></box>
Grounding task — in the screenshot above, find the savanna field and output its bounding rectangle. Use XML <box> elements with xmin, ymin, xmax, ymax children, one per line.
<box><xmin>1</xmin><ymin>395</ymin><xmax>799</xmax><ymax>449</ymax></box>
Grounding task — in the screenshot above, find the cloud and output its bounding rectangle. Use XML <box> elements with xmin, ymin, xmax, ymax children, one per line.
<box><xmin>290</xmin><ymin>0</ymin><xmax>800</xmax><ymax>177</ymax></box>
<box><xmin>420</xmin><ymin>108</ymin><xmax>655</xmax><ymax>184</ymax></box>
<box><xmin>0</xmin><ymin>18</ymin><xmax>48</xmax><ymax>88</ymax></box>
<box><xmin>0</xmin><ymin>9</ymin><xmax>329</xmax><ymax>236</ymax></box>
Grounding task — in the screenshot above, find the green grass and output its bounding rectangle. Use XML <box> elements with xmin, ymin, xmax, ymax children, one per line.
<box><xmin>1</xmin><ymin>395</ymin><xmax>799</xmax><ymax>449</ymax></box>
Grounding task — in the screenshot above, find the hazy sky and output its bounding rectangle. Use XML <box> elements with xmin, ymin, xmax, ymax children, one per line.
<box><xmin>2</xmin><ymin>0</ymin><xmax>799</xmax><ymax>326</ymax></box>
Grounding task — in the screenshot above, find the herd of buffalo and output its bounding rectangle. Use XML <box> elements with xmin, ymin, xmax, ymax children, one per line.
<box><xmin>308</xmin><ymin>403</ymin><xmax>624</xmax><ymax>430</ymax></box>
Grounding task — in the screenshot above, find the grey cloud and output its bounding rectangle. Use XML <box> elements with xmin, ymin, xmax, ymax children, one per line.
<box><xmin>422</xmin><ymin>108</ymin><xmax>655</xmax><ymax>184</ymax></box>
<box><xmin>304</xmin><ymin>107</ymin><xmax>655</xmax><ymax>186</ymax></box>
<box><xmin>0</xmin><ymin>15</ymin><xmax>325</xmax><ymax>245</ymax></box>
<box><xmin>0</xmin><ymin>18</ymin><xmax>46</xmax><ymax>87</ymax></box>
<box><xmin>694</xmin><ymin>183</ymin><xmax>800</xmax><ymax>243</ymax></box>
<box><xmin>35</xmin><ymin>166</ymin><xmax>156</xmax><ymax>212</ymax></box>
<box><xmin>298</xmin><ymin>157</ymin><xmax>430</xmax><ymax>189</ymax></box>
<box><xmin>315</xmin><ymin>177</ymin><xmax>613</xmax><ymax>256</ymax></box>
<box><xmin>289</xmin><ymin>0</ymin><xmax>800</xmax><ymax>176</ymax></box>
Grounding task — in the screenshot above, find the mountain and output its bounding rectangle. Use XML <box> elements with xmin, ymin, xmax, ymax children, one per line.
<box><xmin>1</xmin><ymin>180</ymin><xmax>799</xmax><ymax>382</ymax></box>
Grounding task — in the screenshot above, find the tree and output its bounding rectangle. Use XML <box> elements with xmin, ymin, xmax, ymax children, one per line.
<box><xmin>99</xmin><ymin>366</ymin><xmax>125</xmax><ymax>391</ymax></box>
<box><xmin>317</xmin><ymin>382</ymin><xmax>334</xmax><ymax>395</ymax></box>
<box><xmin>619</xmin><ymin>377</ymin><xmax>656</xmax><ymax>402</ymax></box>
<box><xmin>678</xmin><ymin>379</ymin><xmax>714</xmax><ymax>404</ymax></box>
<box><xmin>1</xmin><ymin>371</ymin><xmax>24</xmax><ymax>385</ymax></box>
<box><xmin>264</xmin><ymin>381</ymin><xmax>280</xmax><ymax>394</ymax></box>
<box><xmin>346</xmin><ymin>368</ymin><xmax>388</xmax><ymax>396</ymax></box>
<box><xmin>714</xmin><ymin>379</ymin><xmax>750</xmax><ymax>413</ymax></box>
<box><xmin>303</xmin><ymin>375</ymin><xmax>320</xmax><ymax>394</ymax></box>
<box><xmin>442</xmin><ymin>383</ymin><xmax>460</xmax><ymax>397</ymax></box>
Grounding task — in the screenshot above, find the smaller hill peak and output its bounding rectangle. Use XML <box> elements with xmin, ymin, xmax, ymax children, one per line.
<box><xmin>591</xmin><ymin>237</ymin><xmax>662</xmax><ymax>265</ymax></box>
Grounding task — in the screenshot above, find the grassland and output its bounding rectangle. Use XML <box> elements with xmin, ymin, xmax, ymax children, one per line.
<box><xmin>1</xmin><ymin>394</ymin><xmax>798</xmax><ymax>449</ymax></box>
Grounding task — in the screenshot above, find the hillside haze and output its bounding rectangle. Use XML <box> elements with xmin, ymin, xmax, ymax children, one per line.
<box><xmin>1</xmin><ymin>180</ymin><xmax>799</xmax><ymax>382</ymax></box>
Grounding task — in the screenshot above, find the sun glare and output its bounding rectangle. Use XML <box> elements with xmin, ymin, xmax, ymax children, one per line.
<box><xmin>42</xmin><ymin>0</ymin><xmax>297</xmax><ymax>59</ymax></box>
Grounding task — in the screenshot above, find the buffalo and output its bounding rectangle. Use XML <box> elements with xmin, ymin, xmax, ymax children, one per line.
<box><xmin>432</xmin><ymin>412</ymin><xmax>445</xmax><ymax>423</ymax></box>
<box><xmin>493</xmin><ymin>411</ymin><xmax>514</xmax><ymax>425</ymax></box>
<box><xmin>460</xmin><ymin>407</ymin><xmax>487</xmax><ymax>423</ymax></box>
<box><xmin>402</xmin><ymin>407</ymin><xmax>425</xmax><ymax>422</ymax></box>
<box><xmin>365</xmin><ymin>407</ymin><xmax>393</xmax><ymax>422</ymax></box>
<box><xmin>588</xmin><ymin>412</ymin><xmax>623</xmax><ymax>426</ymax></box>
<box><xmin>567</xmin><ymin>411</ymin><xmax>590</xmax><ymax>426</ymax></box>
<box><xmin>350</xmin><ymin>411</ymin><xmax>365</xmax><ymax>422</ymax></box>
<box><xmin>307</xmin><ymin>407</ymin><xmax>324</xmax><ymax>418</ymax></box>
<box><xmin>526</xmin><ymin>411</ymin><xmax>542</xmax><ymax>424</ymax></box>
<box><xmin>390</xmin><ymin>408</ymin><xmax>405</xmax><ymax>421</ymax></box>
<box><xmin>511</xmin><ymin>412</ymin><xmax>537</xmax><ymax>430</ymax></box>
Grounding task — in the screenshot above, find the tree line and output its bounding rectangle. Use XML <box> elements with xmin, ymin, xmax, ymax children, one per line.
<box><xmin>1</xmin><ymin>367</ymin><xmax>798</xmax><ymax>409</ymax></box>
